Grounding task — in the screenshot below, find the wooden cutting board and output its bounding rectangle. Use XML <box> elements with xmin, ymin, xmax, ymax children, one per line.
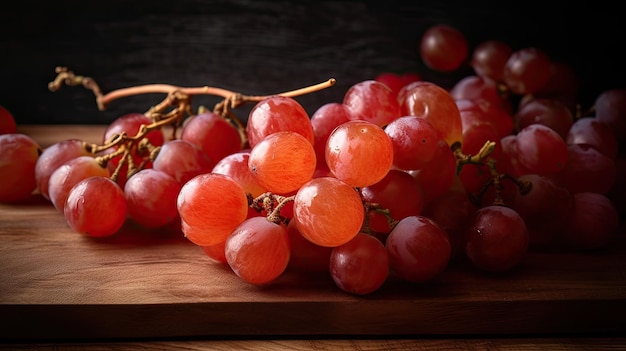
<box><xmin>1</xmin><ymin>125</ymin><xmax>625</xmax><ymax>341</ymax></box>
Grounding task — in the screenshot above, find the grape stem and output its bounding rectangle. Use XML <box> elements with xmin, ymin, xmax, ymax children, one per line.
<box><xmin>248</xmin><ymin>192</ymin><xmax>295</xmax><ymax>225</ymax></box>
<box><xmin>49</xmin><ymin>66</ymin><xmax>336</xmax><ymax>111</ymax></box>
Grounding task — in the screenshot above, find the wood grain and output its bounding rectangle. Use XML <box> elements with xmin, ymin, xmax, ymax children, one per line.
<box><xmin>1</xmin><ymin>125</ymin><xmax>626</xmax><ymax>343</ymax></box>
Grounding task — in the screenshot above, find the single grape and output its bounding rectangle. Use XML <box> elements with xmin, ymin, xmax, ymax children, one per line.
<box><xmin>465</xmin><ymin>205</ymin><xmax>528</xmax><ymax>272</ymax></box>
<box><xmin>515</xmin><ymin>124</ymin><xmax>568</xmax><ymax>175</ymax></box>
<box><xmin>330</xmin><ymin>232</ymin><xmax>389</xmax><ymax>295</ymax></box>
<box><xmin>343</xmin><ymin>80</ymin><xmax>401</xmax><ymax>127</ymax></box>
<box><xmin>248</xmin><ymin>131</ymin><xmax>317</xmax><ymax>194</ymax></box>
<box><xmin>124</xmin><ymin>168</ymin><xmax>182</xmax><ymax>229</ymax></box>
<box><xmin>177</xmin><ymin>173</ymin><xmax>249</xmax><ymax>246</ymax></box>
<box><xmin>470</xmin><ymin>39</ymin><xmax>512</xmax><ymax>82</ymax></box>
<box><xmin>200</xmin><ymin>241</ymin><xmax>228</xmax><ymax>265</ymax></box>
<box><xmin>64</xmin><ymin>176</ymin><xmax>127</xmax><ymax>238</ymax></box>
<box><xmin>449</xmin><ymin>75</ymin><xmax>504</xmax><ymax>109</ymax></box>
<box><xmin>293</xmin><ymin>177</ymin><xmax>365</xmax><ymax>247</ymax></box>
<box><xmin>246</xmin><ymin>95</ymin><xmax>314</xmax><ymax>149</ymax></box>
<box><xmin>0</xmin><ymin>133</ymin><xmax>41</xmax><ymax>203</ymax></box>
<box><xmin>385</xmin><ymin>215</ymin><xmax>451</xmax><ymax>283</ymax></box>
<box><xmin>225</xmin><ymin>216</ymin><xmax>291</xmax><ymax>285</ymax></box>
<box><xmin>153</xmin><ymin>139</ymin><xmax>214</xmax><ymax>185</ymax></box>
<box><xmin>502</xmin><ymin>47</ymin><xmax>552</xmax><ymax>95</ymax></box>
<box><xmin>419</xmin><ymin>24</ymin><xmax>468</xmax><ymax>72</ymax></box>
<box><xmin>384</xmin><ymin>116</ymin><xmax>440</xmax><ymax>171</ymax></box>
<box><xmin>408</xmin><ymin>138</ymin><xmax>456</xmax><ymax>204</ymax></box>
<box><xmin>325</xmin><ymin>120</ymin><xmax>393</xmax><ymax>188</ymax></box>
<box><xmin>180</xmin><ymin>112</ymin><xmax>242</xmax><ymax>164</ymax></box>
<box><xmin>456</xmin><ymin>98</ymin><xmax>514</xmax><ymax>139</ymax></box>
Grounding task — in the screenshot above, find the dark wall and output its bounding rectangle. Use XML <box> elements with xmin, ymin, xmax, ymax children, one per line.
<box><xmin>1</xmin><ymin>1</ymin><xmax>624</xmax><ymax>125</ymax></box>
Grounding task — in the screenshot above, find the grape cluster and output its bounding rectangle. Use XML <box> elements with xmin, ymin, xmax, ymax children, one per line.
<box><xmin>0</xmin><ymin>23</ymin><xmax>624</xmax><ymax>296</ymax></box>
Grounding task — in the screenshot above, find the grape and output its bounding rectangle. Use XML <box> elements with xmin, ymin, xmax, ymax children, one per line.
<box><xmin>153</xmin><ymin>139</ymin><xmax>214</xmax><ymax>185</ymax></box>
<box><xmin>0</xmin><ymin>133</ymin><xmax>41</xmax><ymax>203</ymax></box>
<box><xmin>212</xmin><ymin>151</ymin><xmax>267</xmax><ymax>198</ymax></box>
<box><xmin>502</xmin><ymin>47</ymin><xmax>552</xmax><ymax>95</ymax></box>
<box><xmin>35</xmin><ymin>138</ymin><xmax>92</xmax><ymax>200</ymax></box>
<box><xmin>515</xmin><ymin>124</ymin><xmax>568</xmax><ymax>175</ymax></box>
<box><xmin>566</xmin><ymin>116</ymin><xmax>618</xmax><ymax>159</ymax></box>
<box><xmin>246</xmin><ymin>95</ymin><xmax>314</xmax><ymax>149</ymax></box>
<box><xmin>310</xmin><ymin>102</ymin><xmax>352</xmax><ymax>171</ymax></box>
<box><xmin>419</xmin><ymin>24</ymin><xmax>468</xmax><ymax>72</ymax></box>
<box><xmin>124</xmin><ymin>168</ymin><xmax>182</xmax><ymax>229</ymax></box>
<box><xmin>533</xmin><ymin>61</ymin><xmax>580</xmax><ymax>110</ymax></box>
<box><xmin>286</xmin><ymin>219</ymin><xmax>332</xmax><ymax>274</ymax></box>
<box><xmin>399</xmin><ymin>81</ymin><xmax>463</xmax><ymax>146</ymax></box>
<box><xmin>449</xmin><ymin>75</ymin><xmax>504</xmax><ymax>108</ymax></box>
<box><xmin>330</xmin><ymin>232</ymin><xmax>389</xmax><ymax>295</ymax></box>
<box><xmin>0</xmin><ymin>105</ymin><xmax>17</xmax><ymax>135</ymax></box>
<box><xmin>360</xmin><ymin>169</ymin><xmax>424</xmax><ymax>233</ymax></box>
<box><xmin>514</xmin><ymin>98</ymin><xmax>574</xmax><ymax>139</ymax></box>
<box><xmin>385</xmin><ymin>215</ymin><xmax>451</xmax><ymax>283</ymax></box>
<box><xmin>497</xmin><ymin>134</ymin><xmax>530</xmax><ymax>178</ymax></box>
<box><xmin>343</xmin><ymin>80</ymin><xmax>401</xmax><ymax>127</ymax></box>
<box><xmin>64</xmin><ymin>176</ymin><xmax>127</xmax><ymax>238</ymax></box>
<box><xmin>384</xmin><ymin>116</ymin><xmax>440</xmax><ymax>171</ymax></box>
<box><xmin>225</xmin><ymin>216</ymin><xmax>291</xmax><ymax>285</ymax></box>
<box><xmin>560</xmin><ymin>192</ymin><xmax>619</xmax><ymax>250</ymax></box>
<box><xmin>325</xmin><ymin>120</ymin><xmax>393</xmax><ymax>188</ymax></box>
<box><xmin>176</xmin><ymin>173</ymin><xmax>249</xmax><ymax>246</ymax></box>
<box><xmin>470</xmin><ymin>40</ymin><xmax>512</xmax><ymax>82</ymax></box>
<box><xmin>465</xmin><ymin>205</ymin><xmax>528</xmax><ymax>272</ymax></box>
<box><xmin>593</xmin><ymin>88</ymin><xmax>626</xmax><ymax>140</ymax></box>
<box><xmin>558</xmin><ymin>144</ymin><xmax>616</xmax><ymax>195</ymax></box>
<box><xmin>248</xmin><ymin>131</ymin><xmax>317</xmax><ymax>194</ymax></box>
<box><xmin>48</xmin><ymin>155</ymin><xmax>111</xmax><ymax>212</ymax></box>
<box><xmin>180</xmin><ymin>112</ymin><xmax>242</xmax><ymax>164</ymax></box>
<box><xmin>293</xmin><ymin>176</ymin><xmax>365</xmax><ymax>247</ymax></box>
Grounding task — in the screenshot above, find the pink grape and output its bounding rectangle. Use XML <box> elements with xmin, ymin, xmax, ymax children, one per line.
<box><xmin>0</xmin><ymin>133</ymin><xmax>41</xmax><ymax>203</ymax></box>
<box><xmin>153</xmin><ymin>139</ymin><xmax>214</xmax><ymax>185</ymax></box>
<box><xmin>124</xmin><ymin>168</ymin><xmax>182</xmax><ymax>229</ymax></box>
<box><xmin>64</xmin><ymin>176</ymin><xmax>127</xmax><ymax>238</ymax></box>
<box><xmin>35</xmin><ymin>138</ymin><xmax>91</xmax><ymax>200</ymax></box>
<box><xmin>342</xmin><ymin>80</ymin><xmax>401</xmax><ymax>127</ymax></box>
<box><xmin>180</xmin><ymin>112</ymin><xmax>242</xmax><ymax>164</ymax></box>
<box><xmin>48</xmin><ymin>155</ymin><xmax>111</xmax><ymax>212</ymax></box>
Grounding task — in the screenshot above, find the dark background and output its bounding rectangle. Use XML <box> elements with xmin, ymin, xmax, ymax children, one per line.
<box><xmin>1</xmin><ymin>0</ymin><xmax>624</xmax><ymax>125</ymax></box>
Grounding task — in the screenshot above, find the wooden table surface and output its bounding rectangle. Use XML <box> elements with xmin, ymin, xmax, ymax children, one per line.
<box><xmin>1</xmin><ymin>125</ymin><xmax>625</xmax><ymax>350</ymax></box>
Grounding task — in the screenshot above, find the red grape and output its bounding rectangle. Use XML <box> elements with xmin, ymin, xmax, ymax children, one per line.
<box><xmin>35</xmin><ymin>138</ymin><xmax>91</xmax><ymax>200</ymax></box>
<box><xmin>330</xmin><ymin>232</ymin><xmax>389</xmax><ymax>295</ymax></box>
<box><xmin>124</xmin><ymin>168</ymin><xmax>182</xmax><ymax>229</ymax></box>
<box><xmin>0</xmin><ymin>105</ymin><xmax>17</xmax><ymax>135</ymax></box>
<box><xmin>385</xmin><ymin>215</ymin><xmax>451</xmax><ymax>283</ymax></box>
<box><xmin>566</xmin><ymin>116</ymin><xmax>618</xmax><ymax>160</ymax></box>
<box><xmin>293</xmin><ymin>176</ymin><xmax>365</xmax><ymax>247</ymax></box>
<box><xmin>343</xmin><ymin>80</ymin><xmax>401</xmax><ymax>127</ymax></box>
<box><xmin>593</xmin><ymin>88</ymin><xmax>626</xmax><ymax>140</ymax></box>
<box><xmin>515</xmin><ymin>124</ymin><xmax>568</xmax><ymax>175</ymax></box>
<box><xmin>465</xmin><ymin>205</ymin><xmax>528</xmax><ymax>272</ymax></box>
<box><xmin>419</xmin><ymin>24</ymin><xmax>468</xmax><ymax>72</ymax></box>
<box><xmin>212</xmin><ymin>151</ymin><xmax>267</xmax><ymax>198</ymax></box>
<box><xmin>384</xmin><ymin>116</ymin><xmax>440</xmax><ymax>171</ymax></box>
<box><xmin>560</xmin><ymin>192</ymin><xmax>619</xmax><ymax>250</ymax></box>
<box><xmin>502</xmin><ymin>47</ymin><xmax>552</xmax><ymax>95</ymax></box>
<box><xmin>514</xmin><ymin>98</ymin><xmax>574</xmax><ymax>139</ymax></box>
<box><xmin>64</xmin><ymin>176</ymin><xmax>127</xmax><ymax>237</ymax></box>
<box><xmin>180</xmin><ymin>111</ymin><xmax>242</xmax><ymax>164</ymax></box>
<box><xmin>325</xmin><ymin>120</ymin><xmax>393</xmax><ymax>188</ymax></box>
<box><xmin>248</xmin><ymin>131</ymin><xmax>316</xmax><ymax>194</ymax></box>
<box><xmin>48</xmin><ymin>155</ymin><xmax>111</xmax><ymax>212</ymax></box>
<box><xmin>310</xmin><ymin>102</ymin><xmax>352</xmax><ymax>171</ymax></box>
<box><xmin>286</xmin><ymin>219</ymin><xmax>332</xmax><ymax>274</ymax></box>
<box><xmin>470</xmin><ymin>40</ymin><xmax>512</xmax><ymax>82</ymax></box>
<box><xmin>153</xmin><ymin>139</ymin><xmax>214</xmax><ymax>185</ymax></box>
<box><xmin>176</xmin><ymin>173</ymin><xmax>249</xmax><ymax>246</ymax></box>
<box><xmin>0</xmin><ymin>133</ymin><xmax>41</xmax><ymax>203</ymax></box>
<box><xmin>225</xmin><ymin>216</ymin><xmax>291</xmax><ymax>285</ymax></box>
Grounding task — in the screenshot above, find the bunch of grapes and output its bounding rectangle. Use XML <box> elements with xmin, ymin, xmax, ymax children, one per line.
<box><xmin>1</xmin><ymin>23</ymin><xmax>624</xmax><ymax>296</ymax></box>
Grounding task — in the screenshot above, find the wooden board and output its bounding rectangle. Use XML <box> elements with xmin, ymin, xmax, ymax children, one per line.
<box><xmin>1</xmin><ymin>125</ymin><xmax>625</xmax><ymax>341</ymax></box>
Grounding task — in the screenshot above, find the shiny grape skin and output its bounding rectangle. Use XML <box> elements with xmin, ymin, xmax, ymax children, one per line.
<box><xmin>385</xmin><ymin>215</ymin><xmax>451</xmax><ymax>283</ymax></box>
<box><xmin>225</xmin><ymin>216</ymin><xmax>291</xmax><ymax>285</ymax></box>
<box><xmin>419</xmin><ymin>24</ymin><xmax>468</xmax><ymax>72</ymax></box>
<box><xmin>124</xmin><ymin>168</ymin><xmax>182</xmax><ymax>229</ymax></box>
<box><xmin>35</xmin><ymin>138</ymin><xmax>91</xmax><ymax>200</ymax></box>
<box><xmin>465</xmin><ymin>205</ymin><xmax>529</xmax><ymax>273</ymax></box>
<box><xmin>330</xmin><ymin>233</ymin><xmax>389</xmax><ymax>295</ymax></box>
<box><xmin>180</xmin><ymin>112</ymin><xmax>242</xmax><ymax>164</ymax></box>
<box><xmin>48</xmin><ymin>155</ymin><xmax>111</xmax><ymax>212</ymax></box>
<box><xmin>153</xmin><ymin>139</ymin><xmax>215</xmax><ymax>186</ymax></box>
<box><xmin>64</xmin><ymin>176</ymin><xmax>128</xmax><ymax>238</ymax></box>
<box><xmin>470</xmin><ymin>40</ymin><xmax>512</xmax><ymax>82</ymax></box>
<box><xmin>0</xmin><ymin>133</ymin><xmax>41</xmax><ymax>203</ymax></box>
<box><xmin>343</xmin><ymin>80</ymin><xmax>401</xmax><ymax>127</ymax></box>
